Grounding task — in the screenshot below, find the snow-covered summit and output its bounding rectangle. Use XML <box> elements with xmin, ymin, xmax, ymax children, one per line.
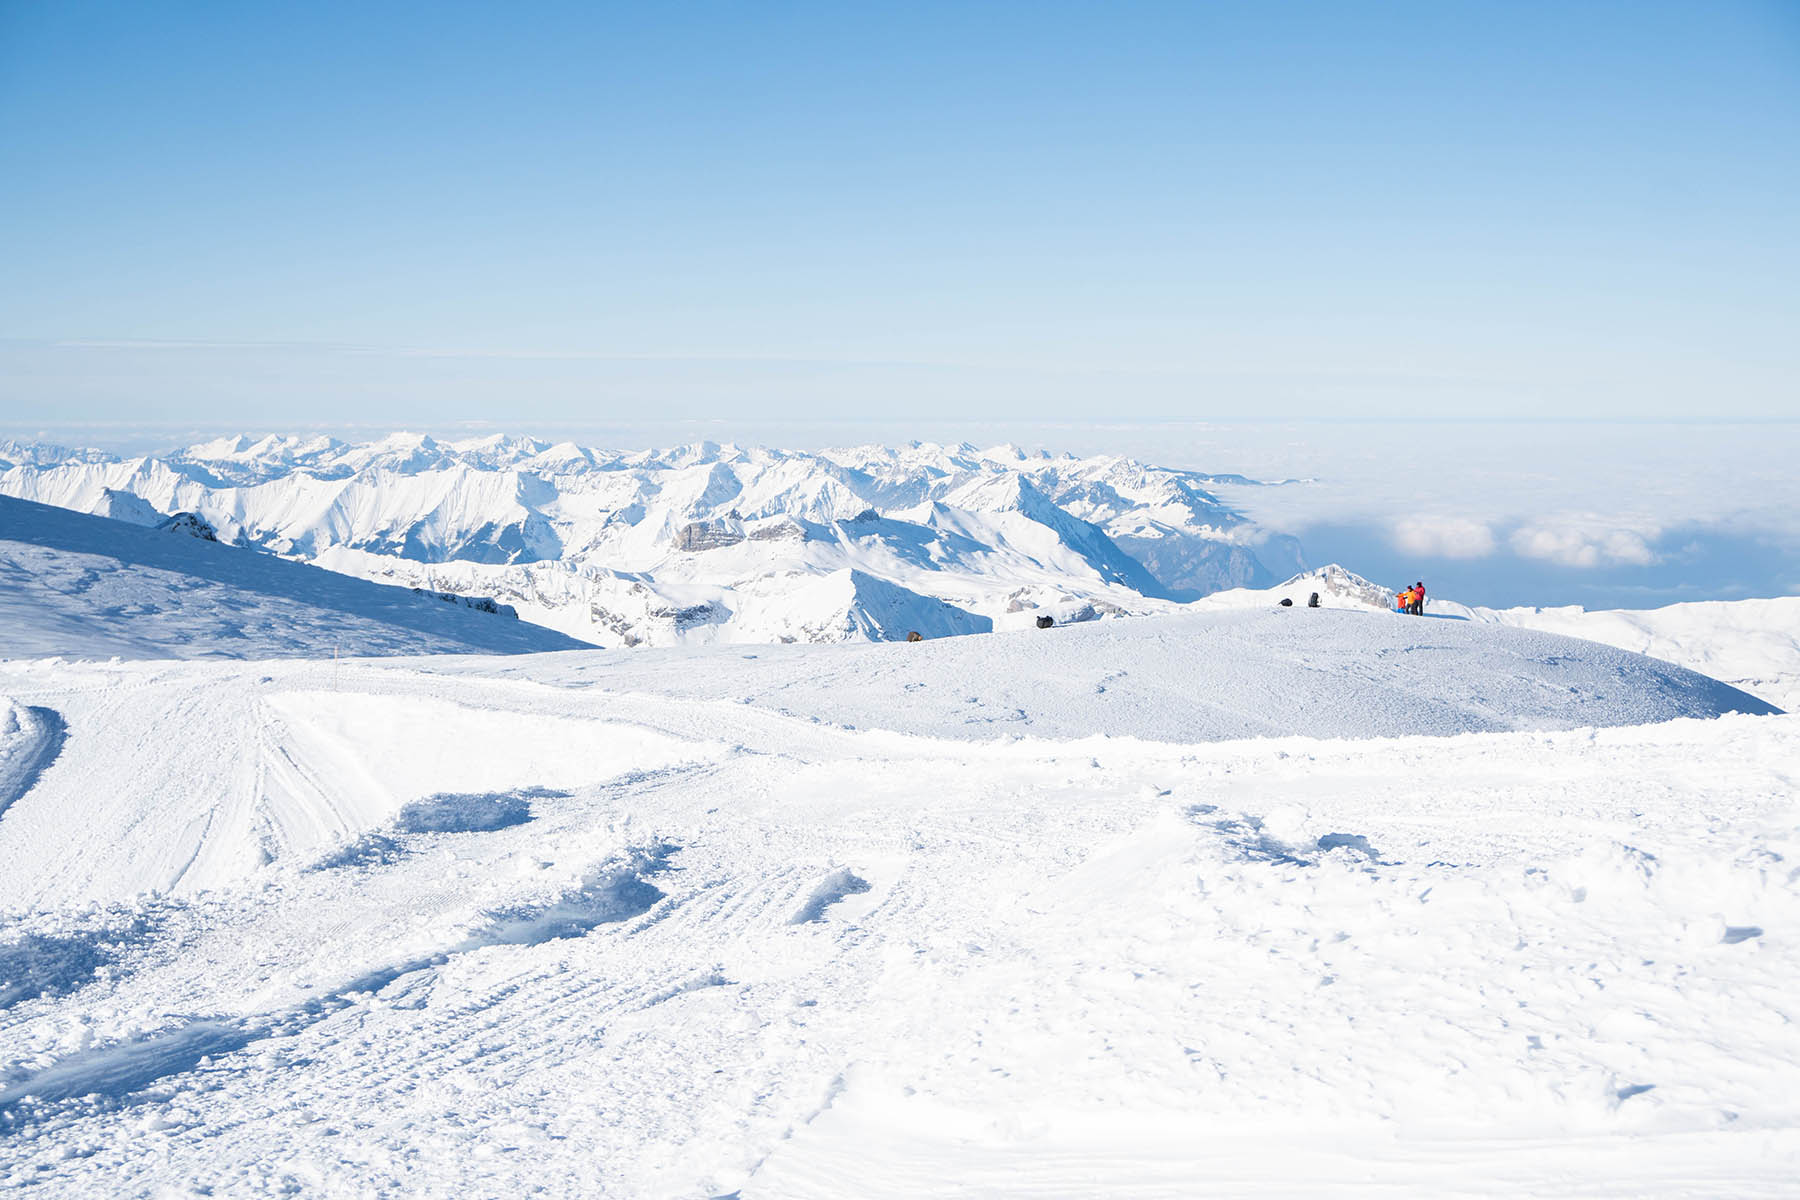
<box><xmin>0</xmin><ymin>435</ymin><xmax>1288</xmax><ymax>648</ymax></box>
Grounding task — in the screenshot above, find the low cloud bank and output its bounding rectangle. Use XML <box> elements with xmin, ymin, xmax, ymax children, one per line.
<box><xmin>1391</xmin><ymin>515</ymin><xmax>1497</xmax><ymax>560</ymax></box>
<box><xmin>1388</xmin><ymin>513</ymin><xmax>1662</xmax><ymax>571</ymax></box>
<box><xmin>1285</xmin><ymin>515</ymin><xmax>1798</xmax><ymax>609</ymax></box>
<box><xmin>1509</xmin><ymin>521</ymin><xmax>1659</xmax><ymax>569</ymax></box>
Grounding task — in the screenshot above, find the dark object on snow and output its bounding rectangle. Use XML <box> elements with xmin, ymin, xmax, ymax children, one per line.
<box><xmin>906</xmin><ymin>630</ymin><xmax>923</xmax><ymax>643</ymax></box>
<box><xmin>1278</xmin><ymin>597</ymin><xmax>1294</xmax><ymax>607</ymax></box>
<box><xmin>156</xmin><ymin>511</ymin><xmax>219</xmax><ymax>542</ymax></box>
<box><xmin>1308</xmin><ymin>592</ymin><xmax>1320</xmax><ymax>608</ymax></box>
<box><xmin>410</xmin><ymin>587</ymin><xmax>519</xmax><ymax>620</ymax></box>
<box><xmin>1035</xmin><ymin>615</ymin><xmax>1055</xmax><ymax>629</ymax></box>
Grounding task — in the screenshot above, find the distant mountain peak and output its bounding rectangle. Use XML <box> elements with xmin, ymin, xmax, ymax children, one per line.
<box><xmin>0</xmin><ymin>433</ymin><xmax>1302</xmax><ymax>649</ymax></box>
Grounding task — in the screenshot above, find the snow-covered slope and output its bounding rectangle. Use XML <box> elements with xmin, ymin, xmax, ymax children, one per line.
<box><xmin>0</xmin><ymin>612</ymin><xmax>1793</xmax><ymax>1195</ymax></box>
<box><xmin>1451</xmin><ymin>596</ymin><xmax>1800</xmax><ymax>713</ymax></box>
<box><xmin>0</xmin><ymin>613</ymin><xmax>1769</xmax><ymax>906</ymax></box>
<box><xmin>0</xmin><ymin>494</ymin><xmax>591</xmax><ymax>660</ymax></box>
<box><xmin>0</xmin><ymin>435</ymin><xmax>1281</xmax><ymax>648</ymax></box>
<box><xmin>466</xmin><ymin>607</ymin><xmax>1775</xmax><ymax>745</ymax></box>
<box><xmin>1195</xmin><ymin>565</ymin><xmax>1800</xmax><ymax>711</ymax></box>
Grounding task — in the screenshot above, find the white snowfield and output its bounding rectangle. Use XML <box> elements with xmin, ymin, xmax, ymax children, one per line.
<box><xmin>0</xmin><ymin>607</ymin><xmax>1794</xmax><ymax>1197</ymax></box>
<box><xmin>0</xmin><ymin>494</ymin><xmax>590</xmax><ymax>659</ymax></box>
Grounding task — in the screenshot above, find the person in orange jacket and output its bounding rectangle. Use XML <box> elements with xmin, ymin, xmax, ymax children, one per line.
<box><xmin>1395</xmin><ymin>585</ymin><xmax>1415</xmax><ymax>613</ymax></box>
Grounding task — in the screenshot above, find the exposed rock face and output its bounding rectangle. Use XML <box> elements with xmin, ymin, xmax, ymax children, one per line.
<box><xmin>674</xmin><ymin>522</ymin><xmax>745</xmax><ymax>552</ymax></box>
<box><xmin>411</xmin><ymin>588</ymin><xmax>518</xmax><ymax>619</ymax></box>
<box><xmin>156</xmin><ymin>512</ymin><xmax>220</xmax><ymax>542</ymax></box>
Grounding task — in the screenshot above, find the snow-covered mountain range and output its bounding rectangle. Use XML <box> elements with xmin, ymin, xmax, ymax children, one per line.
<box><xmin>0</xmin><ymin>434</ymin><xmax>1293</xmax><ymax>648</ymax></box>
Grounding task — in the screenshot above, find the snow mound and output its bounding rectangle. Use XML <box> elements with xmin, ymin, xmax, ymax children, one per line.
<box><xmin>789</xmin><ymin>868</ymin><xmax>872</xmax><ymax>925</ymax></box>
<box><xmin>535</xmin><ymin>606</ymin><xmax>1777</xmax><ymax>743</ymax></box>
<box><xmin>0</xmin><ymin>494</ymin><xmax>590</xmax><ymax>660</ymax></box>
<box><xmin>469</xmin><ymin>844</ymin><xmax>675</xmax><ymax>947</ymax></box>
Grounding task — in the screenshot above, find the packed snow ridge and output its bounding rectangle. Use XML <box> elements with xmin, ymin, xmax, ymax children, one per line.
<box><xmin>0</xmin><ymin>434</ymin><xmax>1295</xmax><ymax>649</ymax></box>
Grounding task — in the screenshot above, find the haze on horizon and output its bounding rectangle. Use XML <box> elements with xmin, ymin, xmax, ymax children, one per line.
<box><xmin>2</xmin><ymin>1</ymin><xmax>1797</xmax><ymax>426</ymax></box>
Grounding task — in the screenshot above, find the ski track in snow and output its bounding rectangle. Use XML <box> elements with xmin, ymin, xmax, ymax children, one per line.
<box><xmin>0</xmin><ymin>621</ymin><xmax>1795</xmax><ymax>1196</ymax></box>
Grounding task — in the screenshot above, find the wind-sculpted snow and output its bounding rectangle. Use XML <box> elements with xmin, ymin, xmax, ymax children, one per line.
<box><xmin>0</xmin><ymin>494</ymin><xmax>591</xmax><ymax>659</ymax></box>
<box><xmin>0</xmin><ymin>682</ymin><xmax>727</xmax><ymax>909</ymax></box>
<box><xmin>0</xmin><ymin>433</ymin><xmax>1282</xmax><ymax>648</ymax></box>
<box><xmin>0</xmin><ymin>628</ymin><xmax>1792</xmax><ymax>1195</ymax></box>
<box><xmin>0</xmin><ymin>700</ymin><xmax>63</xmax><ymax>821</ymax></box>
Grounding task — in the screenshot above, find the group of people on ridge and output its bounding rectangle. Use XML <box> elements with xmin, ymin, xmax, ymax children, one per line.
<box><xmin>1395</xmin><ymin>581</ymin><xmax>1427</xmax><ymax>615</ymax></box>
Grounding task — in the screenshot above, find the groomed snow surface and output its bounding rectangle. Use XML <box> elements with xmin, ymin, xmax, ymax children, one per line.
<box><xmin>0</xmin><ymin>606</ymin><xmax>1794</xmax><ymax>1197</ymax></box>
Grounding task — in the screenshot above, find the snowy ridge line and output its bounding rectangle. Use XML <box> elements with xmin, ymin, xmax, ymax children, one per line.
<box><xmin>0</xmin><ymin>493</ymin><xmax>591</xmax><ymax>660</ymax></box>
<box><xmin>0</xmin><ymin>433</ymin><xmax>1295</xmax><ymax>649</ymax></box>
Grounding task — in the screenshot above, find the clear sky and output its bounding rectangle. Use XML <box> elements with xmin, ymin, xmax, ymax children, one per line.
<box><xmin>2</xmin><ymin>1</ymin><xmax>1797</xmax><ymax>425</ymax></box>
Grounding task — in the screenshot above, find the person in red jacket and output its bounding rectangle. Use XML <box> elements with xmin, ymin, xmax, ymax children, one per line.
<box><xmin>1409</xmin><ymin>581</ymin><xmax>1426</xmax><ymax>615</ymax></box>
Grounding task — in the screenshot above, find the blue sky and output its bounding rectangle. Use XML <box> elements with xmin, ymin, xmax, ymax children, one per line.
<box><xmin>2</xmin><ymin>1</ymin><xmax>1797</xmax><ymax>425</ymax></box>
